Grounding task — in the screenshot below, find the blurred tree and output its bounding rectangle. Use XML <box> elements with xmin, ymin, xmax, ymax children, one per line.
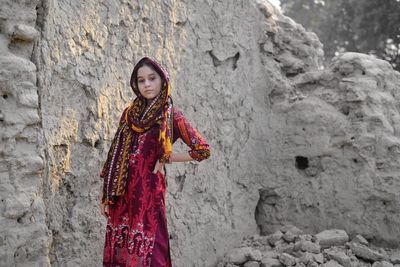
<box><xmin>280</xmin><ymin>0</ymin><xmax>400</xmax><ymax>70</ymax></box>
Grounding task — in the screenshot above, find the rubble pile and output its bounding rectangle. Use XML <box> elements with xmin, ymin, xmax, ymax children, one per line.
<box><xmin>217</xmin><ymin>226</ymin><xmax>400</xmax><ymax>267</ymax></box>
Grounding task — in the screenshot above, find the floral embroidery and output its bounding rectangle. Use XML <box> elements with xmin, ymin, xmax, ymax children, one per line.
<box><xmin>129</xmin><ymin>132</ymin><xmax>147</xmax><ymax>166</ymax></box>
<box><xmin>104</xmin><ymin>216</ymin><xmax>155</xmax><ymax>266</ymax></box>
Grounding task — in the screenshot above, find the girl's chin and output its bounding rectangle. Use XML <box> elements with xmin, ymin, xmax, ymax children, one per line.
<box><xmin>144</xmin><ymin>96</ymin><xmax>156</xmax><ymax>101</ymax></box>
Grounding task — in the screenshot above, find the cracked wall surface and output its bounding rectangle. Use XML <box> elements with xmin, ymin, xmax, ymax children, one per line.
<box><xmin>1</xmin><ymin>0</ymin><xmax>400</xmax><ymax>266</ymax></box>
<box><xmin>0</xmin><ymin>0</ymin><xmax>50</xmax><ymax>266</ymax></box>
<box><xmin>255</xmin><ymin>52</ymin><xmax>400</xmax><ymax>247</ymax></box>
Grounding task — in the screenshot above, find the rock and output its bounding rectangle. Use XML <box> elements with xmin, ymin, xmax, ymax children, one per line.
<box><xmin>0</xmin><ymin>54</ymin><xmax>37</xmax><ymax>82</ymax></box>
<box><xmin>324</xmin><ymin>260</ymin><xmax>344</xmax><ymax>267</ymax></box>
<box><xmin>224</xmin><ymin>247</ymin><xmax>262</xmax><ymax>264</ymax></box>
<box><xmin>3</xmin><ymin>195</ymin><xmax>31</xmax><ymax>219</ymax></box>
<box><xmin>298</xmin><ymin>235</ymin><xmax>313</xmax><ymax>242</ymax></box>
<box><xmin>324</xmin><ymin>248</ymin><xmax>352</xmax><ymax>267</ymax></box>
<box><xmin>352</xmin><ymin>235</ymin><xmax>369</xmax><ymax>246</ymax></box>
<box><xmin>18</xmin><ymin>92</ymin><xmax>39</xmax><ymax>108</ymax></box>
<box><xmin>299</xmin><ymin>252</ymin><xmax>314</xmax><ymax>264</ymax></box>
<box><xmin>379</xmin><ymin>249</ymin><xmax>390</xmax><ymax>260</ymax></box>
<box><xmin>225</xmin><ymin>247</ymin><xmax>252</xmax><ymax>264</ymax></box>
<box><xmin>372</xmin><ymin>261</ymin><xmax>394</xmax><ymax>267</ymax></box>
<box><xmin>254</xmin><ymin>235</ymin><xmax>273</xmax><ymax>247</ymax></box>
<box><xmin>261</xmin><ymin>258</ymin><xmax>284</xmax><ymax>267</ymax></box>
<box><xmin>245</xmin><ymin>261</ymin><xmax>261</xmax><ymax>267</ymax></box>
<box><xmin>358</xmin><ymin>260</ymin><xmax>373</xmax><ymax>267</ymax></box>
<box><xmin>263</xmin><ymin>251</ymin><xmax>279</xmax><ymax>259</ymax></box>
<box><xmin>281</xmin><ymin>225</ymin><xmax>304</xmax><ymax>236</ymax></box>
<box><xmin>269</xmin><ymin>231</ymin><xmax>284</xmax><ymax>246</ymax></box>
<box><xmin>18</xmin><ymin>156</ymin><xmax>44</xmax><ymax>174</ymax></box>
<box><xmin>293</xmin><ymin>241</ymin><xmax>302</xmax><ymax>252</ymax></box>
<box><xmin>283</xmin><ymin>231</ymin><xmax>297</xmax><ymax>243</ymax></box>
<box><xmin>348</xmin><ymin>242</ymin><xmax>384</xmax><ymax>262</ymax></box>
<box><xmin>25</xmin><ymin>109</ymin><xmax>41</xmax><ymax>125</ymax></box>
<box><xmin>262</xmin><ymin>41</ymin><xmax>274</xmax><ymax>54</ymax></box>
<box><xmin>300</xmin><ymin>240</ymin><xmax>320</xmax><ymax>254</ymax></box>
<box><xmin>12</xmin><ymin>24</ymin><xmax>39</xmax><ymax>41</ymax></box>
<box><xmin>315</xmin><ymin>230</ymin><xmax>349</xmax><ymax>248</ymax></box>
<box><xmin>313</xmin><ymin>253</ymin><xmax>324</xmax><ymax>264</ymax></box>
<box><xmin>390</xmin><ymin>251</ymin><xmax>400</xmax><ymax>264</ymax></box>
<box><xmin>250</xmin><ymin>249</ymin><xmax>263</xmax><ymax>261</ymax></box>
<box><xmin>279</xmin><ymin>253</ymin><xmax>297</xmax><ymax>266</ymax></box>
<box><xmin>276</xmin><ymin>241</ymin><xmax>295</xmax><ymax>254</ymax></box>
<box><xmin>308</xmin><ymin>262</ymin><xmax>319</xmax><ymax>267</ymax></box>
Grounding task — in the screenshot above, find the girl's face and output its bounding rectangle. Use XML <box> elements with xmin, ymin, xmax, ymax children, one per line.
<box><xmin>137</xmin><ymin>65</ymin><xmax>163</xmax><ymax>102</ymax></box>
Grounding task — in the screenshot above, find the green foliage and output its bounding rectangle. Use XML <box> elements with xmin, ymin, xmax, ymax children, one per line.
<box><xmin>280</xmin><ymin>0</ymin><xmax>400</xmax><ymax>70</ymax></box>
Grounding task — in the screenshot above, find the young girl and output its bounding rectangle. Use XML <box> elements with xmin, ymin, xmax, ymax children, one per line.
<box><xmin>99</xmin><ymin>56</ymin><xmax>211</xmax><ymax>266</ymax></box>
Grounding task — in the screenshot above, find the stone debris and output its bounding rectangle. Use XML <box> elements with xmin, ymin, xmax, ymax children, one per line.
<box><xmin>390</xmin><ymin>251</ymin><xmax>400</xmax><ymax>264</ymax></box>
<box><xmin>218</xmin><ymin>225</ymin><xmax>399</xmax><ymax>267</ymax></box>
<box><xmin>279</xmin><ymin>253</ymin><xmax>297</xmax><ymax>266</ymax></box>
<box><xmin>263</xmin><ymin>251</ymin><xmax>279</xmax><ymax>259</ymax></box>
<box><xmin>324</xmin><ymin>247</ymin><xmax>351</xmax><ymax>267</ymax></box>
<box><xmin>315</xmin><ymin>229</ymin><xmax>349</xmax><ymax>248</ymax></box>
<box><xmin>12</xmin><ymin>24</ymin><xmax>39</xmax><ymax>41</ymax></box>
<box><xmin>224</xmin><ymin>247</ymin><xmax>263</xmax><ymax>265</ymax></box>
<box><xmin>323</xmin><ymin>259</ymin><xmax>343</xmax><ymax>267</ymax></box>
<box><xmin>347</xmin><ymin>242</ymin><xmax>385</xmax><ymax>262</ymax></box>
<box><xmin>372</xmin><ymin>261</ymin><xmax>394</xmax><ymax>267</ymax></box>
<box><xmin>300</xmin><ymin>240</ymin><xmax>321</xmax><ymax>254</ymax></box>
<box><xmin>313</xmin><ymin>253</ymin><xmax>324</xmax><ymax>264</ymax></box>
<box><xmin>261</xmin><ymin>257</ymin><xmax>283</xmax><ymax>267</ymax></box>
<box><xmin>352</xmin><ymin>235</ymin><xmax>369</xmax><ymax>246</ymax></box>
<box><xmin>269</xmin><ymin>231</ymin><xmax>285</xmax><ymax>246</ymax></box>
<box><xmin>281</xmin><ymin>225</ymin><xmax>304</xmax><ymax>236</ymax></box>
<box><xmin>245</xmin><ymin>261</ymin><xmax>261</xmax><ymax>267</ymax></box>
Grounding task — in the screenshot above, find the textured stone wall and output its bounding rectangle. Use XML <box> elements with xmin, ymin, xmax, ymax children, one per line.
<box><xmin>1</xmin><ymin>0</ymin><xmax>400</xmax><ymax>266</ymax></box>
<box><xmin>255</xmin><ymin>52</ymin><xmax>400</xmax><ymax>248</ymax></box>
<box><xmin>0</xmin><ymin>0</ymin><xmax>50</xmax><ymax>266</ymax></box>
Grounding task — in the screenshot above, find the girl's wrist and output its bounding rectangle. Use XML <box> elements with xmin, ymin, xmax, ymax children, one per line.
<box><xmin>167</xmin><ymin>155</ymin><xmax>173</xmax><ymax>164</ymax></box>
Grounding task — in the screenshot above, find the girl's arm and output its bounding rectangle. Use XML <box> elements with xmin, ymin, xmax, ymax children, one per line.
<box><xmin>171</xmin><ymin>108</ymin><xmax>211</xmax><ymax>163</ymax></box>
<box><xmin>170</xmin><ymin>151</ymin><xmax>194</xmax><ymax>162</ymax></box>
<box><xmin>154</xmin><ymin>108</ymin><xmax>211</xmax><ymax>173</ymax></box>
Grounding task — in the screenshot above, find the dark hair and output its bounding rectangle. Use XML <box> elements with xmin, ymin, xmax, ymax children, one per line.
<box><xmin>131</xmin><ymin>59</ymin><xmax>165</xmax><ymax>90</ymax></box>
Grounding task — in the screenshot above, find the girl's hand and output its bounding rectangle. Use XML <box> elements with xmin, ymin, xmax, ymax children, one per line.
<box><xmin>153</xmin><ymin>160</ymin><xmax>165</xmax><ymax>175</ymax></box>
<box><xmin>100</xmin><ymin>202</ymin><xmax>109</xmax><ymax>218</ymax></box>
<box><xmin>99</xmin><ymin>192</ymin><xmax>109</xmax><ymax>218</ymax></box>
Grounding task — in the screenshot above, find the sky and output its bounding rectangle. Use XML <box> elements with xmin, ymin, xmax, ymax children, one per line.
<box><xmin>269</xmin><ymin>0</ymin><xmax>281</xmax><ymax>9</ymax></box>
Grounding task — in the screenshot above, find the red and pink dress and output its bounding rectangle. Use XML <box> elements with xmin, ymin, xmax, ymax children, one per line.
<box><xmin>101</xmin><ymin>108</ymin><xmax>210</xmax><ymax>267</ymax></box>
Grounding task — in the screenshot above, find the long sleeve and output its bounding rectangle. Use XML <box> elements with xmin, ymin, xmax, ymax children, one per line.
<box><xmin>173</xmin><ymin>108</ymin><xmax>211</xmax><ymax>162</ymax></box>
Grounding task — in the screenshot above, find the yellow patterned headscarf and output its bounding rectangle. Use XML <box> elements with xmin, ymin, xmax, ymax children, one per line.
<box><xmin>129</xmin><ymin>56</ymin><xmax>173</xmax><ymax>163</ymax></box>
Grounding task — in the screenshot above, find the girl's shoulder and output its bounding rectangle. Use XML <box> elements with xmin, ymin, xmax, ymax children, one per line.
<box><xmin>173</xmin><ymin>106</ymin><xmax>184</xmax><ymax>119</ymax></box>
<box><xmin>116</xmin><ymin>105</ymin><xmax>131</xmax><ymax>125</ymax></box>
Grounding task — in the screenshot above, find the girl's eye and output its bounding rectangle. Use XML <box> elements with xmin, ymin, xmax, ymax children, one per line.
<box><xmin>138</xmin><ymin>80</ymin><xmax>144</xmax><ymax>83</ymax></box>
